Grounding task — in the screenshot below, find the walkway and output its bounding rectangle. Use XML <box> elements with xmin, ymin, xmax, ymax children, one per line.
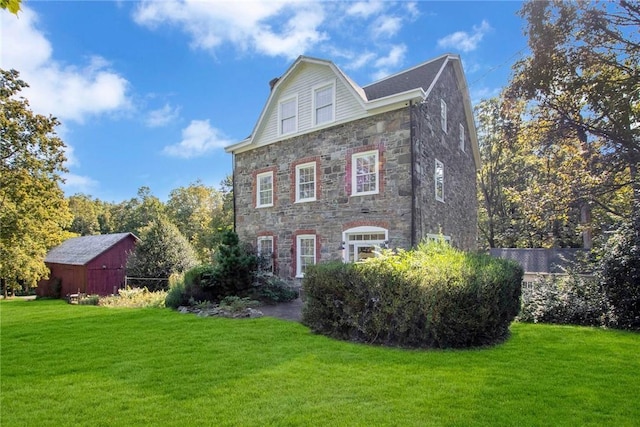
<box><xmin>258</xmin><ymin>298</ymin><xmax>303</xmax><ymax>322</ymax></box>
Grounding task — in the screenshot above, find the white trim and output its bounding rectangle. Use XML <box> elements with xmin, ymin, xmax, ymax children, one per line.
<box><xmin>351</xmin><ymin>150</ymin><xmax>379</xmax><ymax>196</ymax></box>
<box><xmin>296</xmin><ymin>234</ymin><xmax>316</xmax><ymax>278</ymax></box>
<box><xmin>256</xmin><ymin>171</ymin><xmax>274</xmax><ymax>208</ymax></box>
<box><xmin>441</xmin><ymin>99</ymin><xmax>447</xmax><ymax>133</ymax></box>
<box><xmin>278</xmin><ymin>95</ymin><xmax>298</xmax><ymax>136</ymax></box>
<box><xmin>312</xmin><ymin>80</ymin><xmax>336</xmax><ymax>126</ymax></box>
<box><xmin>295</xmin><ymin>161</ymin><xmax>316</xmax><ymax>203</ymax></box>
<box><xmin>435</xmin><ymin>159</ymin><xmax>444</xmax><ymax>202</ymax></box>
<box><xmin>342</xmin><ymin>226</ymin><xmax>388</xmax><ymax>263</ymax></box>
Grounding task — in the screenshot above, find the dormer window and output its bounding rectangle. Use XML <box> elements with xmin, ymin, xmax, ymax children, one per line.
<box><xmin>313</xmin><ymin>82</ymin><xmax>334</xmax><ymax>126</ymax></box>
<box><xmin>279</xmin><ymin>96</ymin><xmax>297</xmax><ymax>135</ymax></box>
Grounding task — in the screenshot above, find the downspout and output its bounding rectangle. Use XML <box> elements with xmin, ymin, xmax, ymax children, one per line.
<box><xmin>410</xmin><ymin>100</ymin><xmax>416</xmax><ymax>247</ymax></box>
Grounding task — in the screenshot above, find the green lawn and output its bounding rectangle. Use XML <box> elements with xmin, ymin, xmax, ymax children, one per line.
<box><xmin>1</xmin><ymin>299</ymin><xmax>638</xmax><ymax>426</ymax></box>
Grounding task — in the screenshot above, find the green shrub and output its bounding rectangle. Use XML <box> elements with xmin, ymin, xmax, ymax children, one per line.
<box><xmin>165</xmin><ymin>280</ymin><xmax>186</xmax><ymax>309</ymax></box>
<box><xmin>598</xmin><ymin>221</ymin><xmax>640</xmax><ymax>331</ymax></box>
<box><xmin>99</xmin><ymin>287</ymin><xmax>167</xmax><ymax>308</ymax></box>
<box><xmin>251</xmin><ymin>273</ymin><xmax>298</xmax><ymax>303</ymax></box>
<box><xmin>219</xmin><ymin>296</ymin><xmax>259</xmax><ymax>313</ymax></box>
<box><xmin>78</xmin><ymin>295</ymin><xmax>100</xmax><ymax>306</ymax></box>
<box><xmin>518</xmin><ymin>274</ymin><xmax>611</xmax><ymax>326</ymax></box>
<box><xmin>208</xmin><ymin>230</ymin><xmax>258</xmax><ymax>297</ymax></box>
<box><xmin>302</xmin><ymin>241</ymin><xmax>523</xmax><ymax>349</ymax></box>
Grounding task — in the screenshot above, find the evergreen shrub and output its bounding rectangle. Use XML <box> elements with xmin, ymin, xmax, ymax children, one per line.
<box><xmin>517</xmin><ymin>274</ymin><xmax>610</xmax><ymax>327</ymax></box>
<box><xmin>302</xmin><ymin>241</ymin><xmax>523</xmax><ymax>349</ymax></box>
<box><xmin>251</xmin><ymin>272</ymin><xmax>298</xmax><ymax>303</ymax></box>
<box><xmin>599</xmin><ymin>221</ymin><xmax>640</xmax><ymax>331</ymax></box>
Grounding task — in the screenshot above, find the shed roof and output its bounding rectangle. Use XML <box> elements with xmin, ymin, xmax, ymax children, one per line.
<box><xmin>45</xmin><ymin>233</ymin><xmax>138</xmax><ymax>266</ymax></box>
<box><xmin>490</xmin><ymin>248</ymin><xmax>585</xmax><ymax>274</ymax></box>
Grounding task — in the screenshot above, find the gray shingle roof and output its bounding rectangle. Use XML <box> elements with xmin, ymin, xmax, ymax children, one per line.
<box><xmin>45</xmin><ymin>233</ymin><xmax>137</xmax><ymax>266</ymax></box>
<box><xmin>363</xmin><ymin>55</ymin><xmax>448</xmax><ymax>101</ymax></box>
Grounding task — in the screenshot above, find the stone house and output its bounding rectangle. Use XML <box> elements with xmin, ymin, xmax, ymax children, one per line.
<box><xmin>225</xmin><ymin>54</ymin><xmax>480</xmax><ymax>282</ymax></box>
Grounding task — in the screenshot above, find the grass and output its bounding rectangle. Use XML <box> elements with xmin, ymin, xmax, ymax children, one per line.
<box><xmin>1</xmin><ymin>299</ymin><xmax>639</xmax><ymax>426</ymax></box>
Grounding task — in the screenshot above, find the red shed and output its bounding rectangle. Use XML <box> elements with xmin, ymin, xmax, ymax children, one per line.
<box><xmin>37</xmin><ymin>233</ymin><xmax>139</xmax><ymax>297</ymax></box>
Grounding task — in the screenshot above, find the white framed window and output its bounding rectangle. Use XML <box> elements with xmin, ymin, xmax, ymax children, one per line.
<box><xmin>342</xmin><ymin>226</ymin><xmax>388</xmax><ymax>263</ymax></box>
<box><xmin>279</xmin><ymin>96</ymin><xmax>297</xmax><ymax>135</ymax></box>
<box><xmin>435</xmin><ymin>159</ymin><xmax>444</xmax><ymax>202</ymax></box>
<box><xmin>459</xmin><ymin>123</ymin><xmax>465</xmax><ymax>151</ymax></box>
<box><xmin>441</xmin><ymin>99</ymin><xmax>447</xmax><ymax>133</ymax></box>
<box><xmin>352</xmin><ymin>150</ymin><xmax>379</xmax><ymax>196</ymax></box>
<box><xmin>313</xmin><ymin>82</ymin><xmax>335</xmax><ymax>126</ymax></box>
<box><xmin>296</xmin><ymin>234</ymin><xmax>316</xmax><ymax>278</ymax></box>
<box><xmin>257</xmin><ymin>236</ymin><xmax>274</xmax><ymax>273</ymax></box>
<box><xmin>295</xmin><ymin>162</ymin><xmax>316</xmax><ymax>203</ymax></box>
<box><xmin>256</xmin><ymin>171</ymin><xmax>274</xmax><ymax>208</ymax></box>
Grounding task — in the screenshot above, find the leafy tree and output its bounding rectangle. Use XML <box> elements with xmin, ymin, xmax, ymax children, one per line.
<box><xmin>166</xmin><ymin>180</ymin><xmax>226</xmax><ymax>262</ymax></box>
<box><xmin>476</xmin><ymin>92</ymin><xmax>632</xmax><ymax>249</ymax></box>
<box><xmin>0</xmin><ymin>0</ymin><xmax>21</xmax><ymax>15</ymax></box>
<box><xmin>476</xmin><ymin>98</ymin><xmax>526</xmax><ymax>248</ymax></box>
<box><xmin>509</xmin><ymin>0</ymin><xmax>640</xmax><ymax>231</ymax></box>
<box><xmin>125</xmin><ymin>218</ymin><xmax>198</xmax><ymax>291</ymax></box>
<box><xmin>67</xmin><ymin>193</ymin><xmax>101</xmax><ymax>236</ymax></box>
<box><xmin>110</xmin><ymin>186</ymin><xmax>166</xmax><ymax>236</ymax></box>
<box><xmin>0</xmin><ymin>69</ymin><xmax>73</xmax><ymax>295</ymax></box>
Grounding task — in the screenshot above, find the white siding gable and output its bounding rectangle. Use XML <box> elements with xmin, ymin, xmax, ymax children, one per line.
<box><xmin>252</xmin><ymin>62</ymin><xmax>366</xmax><ymax>147</ymax></box>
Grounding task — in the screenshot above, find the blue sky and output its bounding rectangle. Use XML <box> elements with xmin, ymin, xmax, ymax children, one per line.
<box><xmin>1</xmin><ymin>1</ymin><xmax>526</xmax><ymax>202</ymax></box>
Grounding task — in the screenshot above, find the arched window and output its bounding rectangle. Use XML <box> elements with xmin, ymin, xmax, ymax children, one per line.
<box><xmin>342</xmin><ymin>226</ymin><xmax>388</xmax><ymax>263</ymax></box>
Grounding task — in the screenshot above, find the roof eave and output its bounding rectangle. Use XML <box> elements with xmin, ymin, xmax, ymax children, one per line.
<box><xmin>364</xmin><ymin>88</ymin><xmax>426</xmax><ymax>113</ymax></box>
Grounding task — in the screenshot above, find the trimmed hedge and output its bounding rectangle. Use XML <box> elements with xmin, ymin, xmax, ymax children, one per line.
<box><xmin>302</xmin><ymin>241</ymin><xmax>523</xmax><ymax>349</ymax></box>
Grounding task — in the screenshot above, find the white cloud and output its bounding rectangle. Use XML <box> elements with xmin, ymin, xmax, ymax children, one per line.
<box><xmin>371</xmin><ymin>44</ymin><xmax>407</xmax><ymax>80</ymax></box>
<box><xmin>437</xmin><ymin>20</ymin><xmax>492</xmax><ymax>53</ymax></box>
<box><xmin>404</xmin><ymin>2</ymin><xmax>420</xmax><ymax>20</ymax></box>
<box><xmin>372</xmin><ymin>15</ymin><xmax>402</xmax><ymax>39</ymax></box>
<box><xmin>62</xmin><ymin>173</ymin><xmax>99</xmax><ymax>194</ymax></box>
<box><xmin>346</xmin><ymin>1</ymin><xmax>385</xmax><ymax>18</ymax></box>
<box><xmin>163</xmin><ymin>120</ymin><xmax>232</xmax><ymax>159</ymax></box>
<box><xmin>345</xmin><ymin>52</ymin><xmax>377</xmax><ymax>71</ymax></box>
<box><xmin>470</xmin><ymin>86</ymin><xmax>502</xmax><ymax>106</ymax></box>
<box><xmin>0</xmin><ymin>7</ymin><xmax>131</xmax><ymax>123</ymax></box>
<box><xmin>146</xmin><ymin>104</ymin><xmax>181</xmax><ymax>128</ymax></box>
<box><xmin>134</xmin><ymin>0</ymin><xmax>327</xmax><ymax>59</ymax></box>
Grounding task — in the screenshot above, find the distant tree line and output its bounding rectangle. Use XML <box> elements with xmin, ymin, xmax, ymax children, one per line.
<box><xmin>67</xmin><ymin>179</ymin><xmax>234</xmax><ymax>264</ymax></box>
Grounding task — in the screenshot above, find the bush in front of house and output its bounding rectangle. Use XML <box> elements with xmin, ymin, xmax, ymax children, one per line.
<box><xmin>208</xmin><ymin>230</ymin><xmax>258</xmax><ymax>297</ymax></box>
<box><xmin>517</xmin><ymin>274</ymin><xmax>611</xmax><ymax>327</ymax></box>
<box><xmin>302</xmin><ymin>241</ymin><xmax>523</xmax><ymax>349</ymax></box>
<box><xmin>250</xmin><ymin>272</ymin><xmax>298</xmax><ymax>303</ymax></box>
<box><xmin>598</xmin><ymin>220</ymin><xmax>640</xmax><ymax>331</ymax></box>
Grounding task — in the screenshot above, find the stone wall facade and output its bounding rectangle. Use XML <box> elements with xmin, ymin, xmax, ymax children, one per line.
<box><xmin>411</xmin><ymin>63</ymin><xmax>479</xmax><ymax>250</ymax></box>
<box><xmin>233</xmin><ymin>63</ymin><xmax>478</xmax><ymax>281</ymax></box>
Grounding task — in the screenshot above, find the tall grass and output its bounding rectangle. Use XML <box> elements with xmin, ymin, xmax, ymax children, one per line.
<box><xmin>1</xmin><ymin>299</ymin><xmax>639</xmax><ymax>426</ymax></box>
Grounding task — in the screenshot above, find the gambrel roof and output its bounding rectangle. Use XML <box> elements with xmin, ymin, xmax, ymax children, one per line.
<box><xmin>225</xmin><ymin>54</ymin><xmax>480</xmax><ymax>169</ymax></box>
<box><xmin>363</xmin><ymin>55</ymin><xmax>448</xmax><ymax>100</ymax></box>
<box><xmin>45</xmin><ymin>233</ymin><xmax>139</xmax><ymax>266</ymax></box>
